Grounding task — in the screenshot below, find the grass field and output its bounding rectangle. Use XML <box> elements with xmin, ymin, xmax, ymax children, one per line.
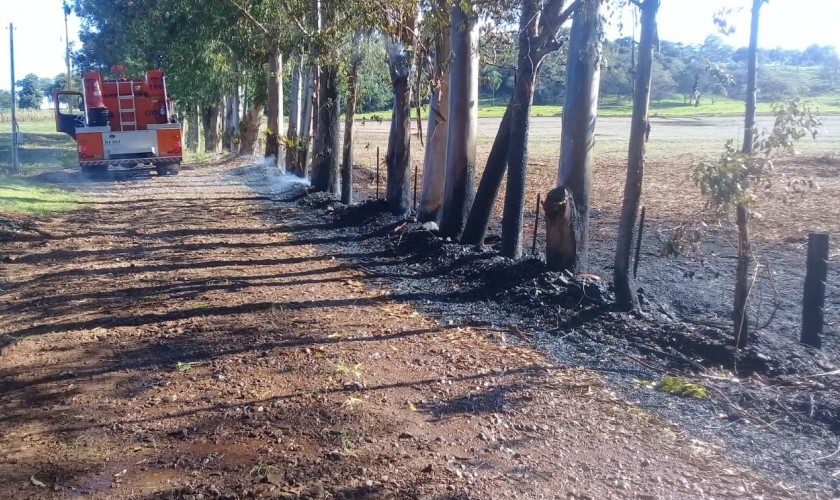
<box><xmin>0</xmin><ymin>177</ymin><xmax>79</xmax><ymax>215</ymax></box>
<box><xmin>355</xmin><ymin>93</ymin><xmax>840</xmax><ymax>121</ymax></box>
<box><xmin>0</xmin><ymin>121</ymin><xmax>78</xmax><ymax>174</ymax></box>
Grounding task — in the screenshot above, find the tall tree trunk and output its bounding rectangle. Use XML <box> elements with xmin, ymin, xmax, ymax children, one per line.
<box><xmin>417</xmin><ymin>2</ymin><xmax>451</xmax><ymax>223</ymax></box>
<box><xmin>552</xmin><ymin>0</ymin><xmax>603</xmax><ymax>272</ymax></box>
<box><xmin>439</xmin><ymin>1</ymin><xmax>478</xmax><ymax>239</ymax></box>
<box><xmin>265</xmin><ymin>47</ymin><xmax>283</xmax><ymax>167</ymax></box>
<box><xmin>614</xmin><ymin>0</ymin><xmax>659</xmax><ymax>311</ymax></box>
<box><xmin>231</xmin><ymin>77</ymin><xmax>241</xmax><ymax>148</ymax></box>
<box><xmin>384</xmin><ymin>33</ymin><xmax>415</xmax><ymax>216</ymax></box>
<box><xmin>202</xmin><ymin>101</ymin><xmax>222</xmax><ymax>153</ymax></box>
<box><xmin>742</xmin><ymin>0</ymin><xmax>763</xmax><ymax>155</ymax></box>
<box><xmin>461</xmin><ymin>107</ymin><xmax>512</xmax><ymax>244</ymax></box>
<box><xmin>286</xmin><ymin>59</ymin><xmax>302</xmax><ymax>175</ymax></box>
<box><xmin>734</xmin><ymin>203</ymin><xmax>751</xmax><ymax>348</ymax></box>
<box><xmin>223</xmin><ymin>92</ymin><xmax>235</xmax><ymax>152</ymax></box>
<box><xmin>462</xmin><ymin>0</ymin><xmax>578</xmax><ymax>247</ymax></box>
<box><xmin>186</xmin><ymin>103</ymin><xmax>199</xmax><ymax>153</ymax></box>
<box><xmin>500</xmin><ymin>0</ymin><xmax>541</xmax><ymax>258</ymax></box>
<box><xmin>298</xmin><ymin>67</ymin><xmax>315</xmax><ymax>176</ymax></box>
<box><xmin>341</xmin><ymin>33</ymin><xmax>363</xmax><ymax>204</ymax></box>
<box><xmin>239</xmin><ymin>103</ymin><xmax>264</xmax><ymax>155</ymax></box>
<box><xmin>312</xmin><ymin>65</ymin><xmax>340</xmax><ymax>194</ymax></box>
<box><xmin>239</xmin><ymin>74</ymin><xmax>266</xmax><ymax>156</ymax></box>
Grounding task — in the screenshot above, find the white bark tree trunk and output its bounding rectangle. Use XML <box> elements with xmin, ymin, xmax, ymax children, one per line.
<box><xmin>418</xmin><ymin>6</ymin><xmax>450</xmax><ymax>223</ymax></box>
<box><xmin>439</xmin><ymin>1</ymin><xmax>478</xmax><ymax>239</ymax></box>
<box><xmin>286</xmin><ymin>59</ymin><xmax>303</xmax><ymax>175</ymax></box>
<box><xmin>553</xmin><ymin>0</ymin><xmax>603</xmax><ymax>271</ymax></box>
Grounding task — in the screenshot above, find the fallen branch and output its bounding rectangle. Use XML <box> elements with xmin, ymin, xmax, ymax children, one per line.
<box><xmin>807</xmin><ymin>441</ymin><xmax>840</xmax><ymax>463</ymax></box>
<box><xmin>803</xmin><ymin>369</ymin><xmax>840</xmax><ymax>378</ymax></box>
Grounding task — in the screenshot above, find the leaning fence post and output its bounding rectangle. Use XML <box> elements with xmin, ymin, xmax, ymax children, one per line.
<box><xmin>802</xmin><ymin>232</ymin><xmax>829</xmax><ymax>348</ymax></box>
<box><xmin>531</xmin><ymin>194</ymin><xmax>541</xmax><ymax>255</ymax></box>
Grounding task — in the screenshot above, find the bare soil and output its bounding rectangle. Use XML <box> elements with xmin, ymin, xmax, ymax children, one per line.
<box><xmin>0</xmin><ymin>160</ymin><xmax>826</xmax><ymax>499</ymax></box>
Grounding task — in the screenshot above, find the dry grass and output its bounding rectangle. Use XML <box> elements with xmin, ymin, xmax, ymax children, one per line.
<box><xmin>352</xmin><ymin>115</ymin><xmax>840</xmax><ymax>252</ymax></box>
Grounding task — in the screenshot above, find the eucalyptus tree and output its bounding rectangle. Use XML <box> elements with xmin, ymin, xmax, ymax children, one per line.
<box><xmin>439</xmin><ymin>0</ymin><xmax>479</xmax><ymax>238</ymax></box>
<box><xmin>613</xmin><ymin>0</ymin><xmax>660</xmax><ymax>311</ymax></box>
<box><xmin>417</xmin><ymin>0</ymin><xmax>451</xmax><ymax>223</ymax></box>
<box><xmin>341</xmin><ymin>30</ymin><xmax>366</xmax><ymax>204</ymax></box>
<box><xmin>742</xmin><ymin>0</ymin><xmax>767</xmax><ymax>155</ymax></box>
<box><xmin>461</xmin><ymin>0</ymin><xmax>580</xmax><ymax>252</ymax></box>
<box><xmin>544</xmin><ymin>0</ymin><xmax>603</xmax><ymax>271</ymax></box>
<box><xmin>382</xmin><ymin>0</ymin><xmax>420</xmax><ymax>215</ymax></box>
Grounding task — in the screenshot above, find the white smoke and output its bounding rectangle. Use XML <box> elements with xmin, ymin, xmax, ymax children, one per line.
<box><xmin>251</xmin><ymin>155</ymin><xmax>310</xmax><ymax>196</ymax></box>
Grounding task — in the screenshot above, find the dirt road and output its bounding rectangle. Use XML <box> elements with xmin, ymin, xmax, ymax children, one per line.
<box><xmin>0</xmin><ymin>162</ymin><xmax>811</xmax><ymax>498</ymax></box>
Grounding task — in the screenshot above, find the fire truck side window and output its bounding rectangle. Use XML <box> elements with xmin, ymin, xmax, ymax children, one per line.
<box><xmin>57</xmin><ymin>94</ymin><xmax>84</xmax><ymax>114</ymax></box>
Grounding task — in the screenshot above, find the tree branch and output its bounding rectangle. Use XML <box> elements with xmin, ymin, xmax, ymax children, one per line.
<box><xmin>279</xmin><ymin>1</ymin><xmax>313</xmax><ymax>38</ymax></box>
<box><xmin>227</xmin><ymin>0</ymin><xmax>270</xmax><ymax>35</ymax></box>
<box><xmin>536</xmin><ymin>0</ymin><xmax>582</xmax><ymax>58</ymax></box>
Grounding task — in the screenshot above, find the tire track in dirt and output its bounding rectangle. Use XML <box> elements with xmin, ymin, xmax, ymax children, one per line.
<box><xmin>0</xmin><ymin>162</ymin><xmax>810</xmax><ymax>498</ymax></box>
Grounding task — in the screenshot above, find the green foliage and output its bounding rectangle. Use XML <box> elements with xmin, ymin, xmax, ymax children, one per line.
<box><xmin>692</xmin><ymin>99</ymin><xmax>822</xmax><ymax>214</ymax></box>
<box><xmin>656</xmin><ymin>376</ymin><xmax>709</xmax><ymax>399</ymax></box>
<box><xmin>16</xmin><ymin>74</ymin><xmax>44</xmax><ymax>109</ymax></box>
<box><xmin>692</xmin><ymin>139</ymin><xmax>770</xmax><ymax>212</ymax></box>
<box><xmin>174</xmin><ymin>361</ymin><xmax>198</xmax><ymax>372</ymax></box>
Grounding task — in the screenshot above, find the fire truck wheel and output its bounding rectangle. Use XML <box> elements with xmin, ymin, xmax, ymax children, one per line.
<box><xmin>156</xmin><ymin>164</ymin><xmax>180</xmax><ymax>176</ymax></box>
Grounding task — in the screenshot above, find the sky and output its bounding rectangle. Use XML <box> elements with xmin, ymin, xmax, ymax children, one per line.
<box><xmin>1</xmin><ymin>0</ymin><xmax>839</xmax><ymax>91</ymax></box>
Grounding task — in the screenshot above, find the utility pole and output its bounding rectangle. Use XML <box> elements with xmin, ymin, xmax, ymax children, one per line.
<box><xmin>64</xmin><ymin>2</ymin><xmax>72</xmax><ymax>90</ymax></box>
<box><xmin>9</xmin><ymin>23</ymin><xmax>19</xmax><ymax>174</ymax></box>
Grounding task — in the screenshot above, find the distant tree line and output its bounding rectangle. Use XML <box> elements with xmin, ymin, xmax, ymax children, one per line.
<box><xmin>0</xmin><ymin>73</ymin><xmax>83</xmax><ymax>110</ymax></box>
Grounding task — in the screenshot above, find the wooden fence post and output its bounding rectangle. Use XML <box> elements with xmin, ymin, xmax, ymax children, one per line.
<box><xmin>802</xmin><ymin>232</ymin><xmax>829</xmax><ymax>348</ymax></box>
<box><xmin>531</xmin><ymin>194</ymin><xmax>541</xmax><ymax>255</ymax></box>
<box><xmin>376</xmin><ymin>146</ymin><xmax>380</xmax><ymax>200</ymax></box>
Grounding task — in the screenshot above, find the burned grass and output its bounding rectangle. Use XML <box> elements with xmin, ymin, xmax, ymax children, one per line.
<box><xmin>279</xmin><ymin>181</ymin><xmax>840</xmax><ymax>496</ymax></box>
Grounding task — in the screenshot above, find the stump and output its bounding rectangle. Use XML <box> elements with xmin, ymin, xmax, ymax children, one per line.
<box><xmin>543</xmin><ymin>187</ymin><xmax>578</xmax><ymax>272</ymax></box>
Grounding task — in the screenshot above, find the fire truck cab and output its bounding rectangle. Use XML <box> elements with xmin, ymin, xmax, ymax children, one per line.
<box><xmin>54</xmin><ymin>66</ymin><xmax>182</xmax><ymax>177</ymax></box>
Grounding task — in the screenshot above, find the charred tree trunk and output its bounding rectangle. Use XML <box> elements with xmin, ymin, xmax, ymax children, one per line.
<box><xmin>500</xmin><ymin>0</ymin><xmax>540</xmax><ymax>258</ymax></box>
<box><xmin>439</xmin><ymin>1</ymin><xmax>478</xmax><ymax>239</ymax></box>
<box><xmin>554</xmin><ymin>0</ymin><xmax>603</xmax><ymax>272</ymax></box>
<box><xmin>286</xmin><ymin>59</ymin><xmax>303</xmax><ymax>175</ymax></box>
<box><xmin>742</xmin><ymin>0</ymin><xmax>764</xmax><ymax>155</ymax></box>
<box><xmin>544</xmin><ymin>186</ymin><xmax>578</xmax><ymax>271</ymax></box>
<box><xmin>265</xmin><ymin>48</ymin><xmax>283</xmax><ymax>167</ymax></box>
<box><xmin>461</xmin><ymin>107</ymin><xmax>512</xmax><ymax>244</ymax></box>
<box><xmin>385</xmin><ymin>33</ymin><xmax>415</xmax><ymax>216</ymax></box>
<box><xmin>341</xmin><ymin>34</ymin><xmax>363</xmax><ymax>205</ymax></box>
<box><xmin>312</xmin><ymin>65</ymin><xmax>340</xmax><ymax>194</ymax></box>
<box><xmin>614</xmin><ymin>0</ymin><xmax>659</xmax><ymax>311</ymax></box>
<box><xmin>417</xmin><ymin>1</ymin><xmax>451</xmax><ymax>223</ymax></box>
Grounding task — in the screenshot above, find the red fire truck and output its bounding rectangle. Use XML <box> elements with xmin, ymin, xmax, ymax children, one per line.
<box><xmin>54</xmin><ymin>66</ymin><xmax>182</xmax><ymax>177</ymax></box>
